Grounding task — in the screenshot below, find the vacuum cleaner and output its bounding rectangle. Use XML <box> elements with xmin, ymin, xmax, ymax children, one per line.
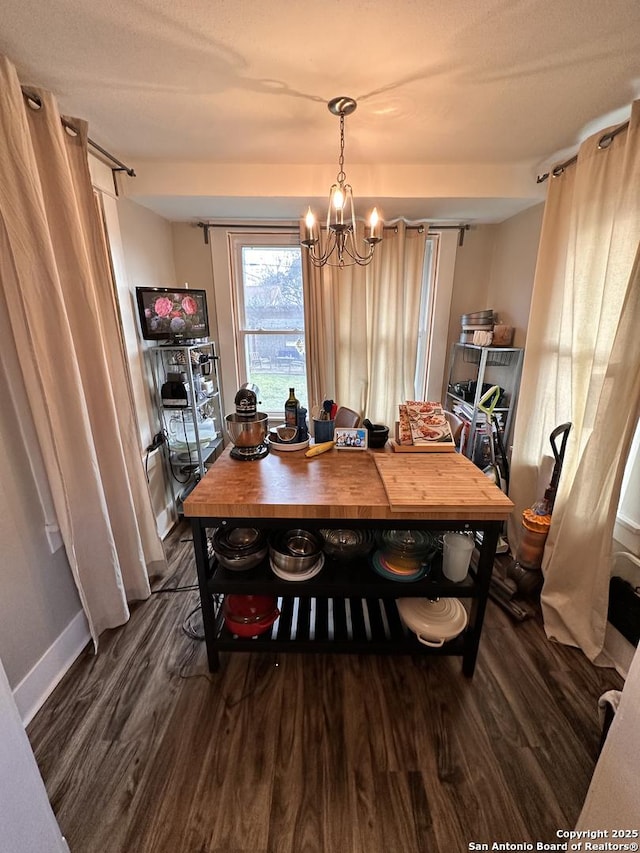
<box><xmin>489</xmin><ymin>421</ymin><xmax>572</xmax><ymax>620</ymax></box>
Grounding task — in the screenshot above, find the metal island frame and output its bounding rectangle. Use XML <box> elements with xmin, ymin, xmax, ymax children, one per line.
<box><xmin>184</xmin><ymin>445</ymin><xmax>513</xmax><ymax>677</ymax></box>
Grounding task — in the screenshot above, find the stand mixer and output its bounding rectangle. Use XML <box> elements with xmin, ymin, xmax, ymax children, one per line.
<box><xmin>225</xmin><ymin>383</ymin><xmax>269</xmax><ymax>461</ymax></box>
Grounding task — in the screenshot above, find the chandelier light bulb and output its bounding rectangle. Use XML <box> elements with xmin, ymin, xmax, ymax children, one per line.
<box><xmin>302</xmin><ymin>206</ymin><xmax>317</xmax><ymax>246</ymax></box>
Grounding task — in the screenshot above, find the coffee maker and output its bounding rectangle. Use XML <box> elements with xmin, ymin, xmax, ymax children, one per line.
<box><xmin>225</xmin><ymin>383</ymin><xmax>269</xmax><ymax>460</ymax></box>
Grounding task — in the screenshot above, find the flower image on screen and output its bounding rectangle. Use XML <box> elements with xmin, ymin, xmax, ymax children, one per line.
<box><xmin>136</xmin><ymin>288</ymin><xmax>209</xmax><ymax>342</ymax></box>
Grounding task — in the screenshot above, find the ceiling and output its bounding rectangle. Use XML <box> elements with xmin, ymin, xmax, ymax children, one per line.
<box><xmin>3</xmin><ymin>0</ymin><xmax>640</xmax><ymax>223</ymax></box>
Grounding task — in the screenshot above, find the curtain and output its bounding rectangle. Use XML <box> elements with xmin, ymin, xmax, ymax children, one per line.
<box><xmin>509</xmin><ymin>99</ymin><xmax>640</xmax><ymax>662</ymax></box>
<box><xmin>0</xmin><ymin>55</ymin><xmax>166</xmax><ymax>648</ymax></box>
<box><xmin>302</xmin><ymin>221</ymin><xmax>426</xmax><ymax>428</ymax></box>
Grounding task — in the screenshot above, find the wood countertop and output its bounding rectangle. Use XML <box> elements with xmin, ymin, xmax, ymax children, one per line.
<box><xmin>183</xmin><ymin>444</ymin><xmax>514</xmax><ymax>521</ymax></box>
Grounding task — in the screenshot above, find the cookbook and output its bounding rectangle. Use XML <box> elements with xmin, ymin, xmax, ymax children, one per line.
<box><xmin>392</xmin><ymin>401</ymin><xmax>456</xmax><ymax>452</ymax></box>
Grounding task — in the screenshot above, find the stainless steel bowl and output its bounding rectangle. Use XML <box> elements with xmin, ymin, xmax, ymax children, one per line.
<box><xmin>225</xmin><ymin>412</ymin><xmax>269</xmax><ymax>448</ymax></box>
<box><xmin>216</xmin><ymin>545</ymin><xmax>268</xmax><ymax>572</ymax></box>
<box><xmin>212</xmin><ymin>526</ymin><xmax>268</xmax><ymax>571</ymax></box>
<box><xmin>320</xmin><ymin>528</ymin><xmax>375</xmax><ymax>560</ymax></box>
<box><xmin>269</xmin><ymin>529</ymin><xmax>322</xmax><ymax>574</ymax></box>
<box><xmin>283</xmin><ymin>529</ymin><xmax>322</xmax><ymax>556</ymax></box>
<box><xmin>213</xmin><ymin>526</ymin><xmax>266</xmax><ymax>555</ymax></box>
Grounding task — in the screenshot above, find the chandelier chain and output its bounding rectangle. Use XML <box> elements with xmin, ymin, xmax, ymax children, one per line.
<box><xmin>337</xmin><ymin>112</ymin><xmax>346</xmax><ymax>183</ymax></box>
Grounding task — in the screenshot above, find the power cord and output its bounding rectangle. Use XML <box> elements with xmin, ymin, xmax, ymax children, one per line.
<box><xmin>143</xmin><ymin>430</ymin><xmax>168</xmax><ymax>482</ymax></box>
<box><xmin>152</xmin><ymin>584</ymin><xmax>199</xmax><ymax>594</ymax></box>
<box><xmin>166</xmin><ymin>413</ymin><xmax>195</xmax><ymax>486</ymax></box>
<box><xmin>182</xmin><ymin>603</ymin><xmax>205</xmax><ymax>640</ymax></box>
<box><xmin>146</xmin><ymin>430</ymin><xmax>167</xmax><ymax>453</ymax></box>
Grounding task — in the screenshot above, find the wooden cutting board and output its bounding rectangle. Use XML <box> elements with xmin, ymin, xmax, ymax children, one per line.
<box><xmin>373</xmin><ymin>452</ymin><xmax>514</xmax><ymax>518</ymax></box>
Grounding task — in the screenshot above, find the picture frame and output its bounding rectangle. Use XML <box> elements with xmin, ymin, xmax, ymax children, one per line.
<box><xmin>334</xmin><ymin>427</ymin><xmax>368</xmax><ymax>450</ymax></box>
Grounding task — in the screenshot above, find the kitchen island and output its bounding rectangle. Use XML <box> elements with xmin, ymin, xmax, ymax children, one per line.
<box><xmin>184</xmin><ymin>444</ymin><xmax>513</xmax><ymax>676</ymax></box>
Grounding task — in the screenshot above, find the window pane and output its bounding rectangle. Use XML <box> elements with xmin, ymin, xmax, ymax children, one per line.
<box><xmin>229</xmin><ymin>236</ymin><xmax>308</xmax><ymax>419</ymax></box>
<box><xmin>241</xmin><ymin>247</ymin><xmax>304</xmax><ymax>331</ymax></box>
<box><xmin>414</xmin><ymin>235</ymin><xmax>438</xmax><ymax>400</ymax></box>
<box><xmin>244</xmin><ymin>333</ymin><xmax>308</xmax><ymax>414</ymax></box>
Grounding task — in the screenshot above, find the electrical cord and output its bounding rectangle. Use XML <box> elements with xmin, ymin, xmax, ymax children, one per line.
<box><xmin>182</xmin><ymin>603</ymin><xmax>205</xmax><ymax>640</ymax></box>
<box><xmin>152</xmin><ymin>584</ymin><xmax>199</xmax><ymax>594</ymax></box>
<box><xmin>143</xmin><ymin>428</ymin><xmax>169</xmax><ymax>483</ymax></box>
<box><xmin>177</xmin><ymin>594</ymin><xmax>224</xmax><ymax>642</ymax></box>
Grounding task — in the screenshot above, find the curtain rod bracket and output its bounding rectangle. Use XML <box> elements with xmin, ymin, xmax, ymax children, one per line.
<box><xmin>197</xmin><ymin>222</ymin><xmax>210</xmax><ymax>245</ymax></box>
<box><xmin>21</xmin><ymin>86</ymin><xmax>136</xmax><ymax>178</ymax></box>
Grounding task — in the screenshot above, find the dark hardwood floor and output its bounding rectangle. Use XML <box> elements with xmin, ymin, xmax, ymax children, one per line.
<box><xmin>27</xmin><ymin>522</ymin><xmax>623</xmax><ymax>853</ymax></box>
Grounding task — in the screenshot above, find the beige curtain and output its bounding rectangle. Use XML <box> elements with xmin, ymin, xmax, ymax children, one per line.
<box><xmin>509</xmin><ymin>99</ymin><xmax>640</xmax><ymax>662</ymax></box>
<box><xmin>302</xmin><ymin>221</ymin><xmax>425</xmax><ymax>427</ymax></box>
<box><xmin>0</xmin><ymin>55</ymin><xmax>166</xmax><ymax>648</ymax></box>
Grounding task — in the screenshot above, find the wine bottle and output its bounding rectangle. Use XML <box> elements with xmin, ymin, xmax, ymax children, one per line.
<box><xmin>284</xmin><ymin>387</ymin><xmax>299</xmax><ymax>427</ymax></box>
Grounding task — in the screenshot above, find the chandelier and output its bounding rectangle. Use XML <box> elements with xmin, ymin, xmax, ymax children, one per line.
<box><xmin>301</xmin><ymin>96</ymin><xmax>382</xmax><ymax>268</ymax></box>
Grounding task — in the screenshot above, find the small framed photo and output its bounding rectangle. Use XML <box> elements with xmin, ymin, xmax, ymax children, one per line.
<box><xmin>334</xmin><ymin>427</ymin><xmax>368</xmax><ymax>450</ymax></box>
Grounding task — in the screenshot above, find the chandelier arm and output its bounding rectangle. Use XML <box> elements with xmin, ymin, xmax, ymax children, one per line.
<box><xmin>342</xmin><ymin>234</ymin><xmax>375</xmax><ymax>265</ymax></box>
<box><xmin>308</xmin><ymin>228</ymin><xmax>338</xmax><ymax>266</ymax></box>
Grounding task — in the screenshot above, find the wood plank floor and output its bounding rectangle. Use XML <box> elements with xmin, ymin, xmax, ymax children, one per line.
<box><xmin>27</xmin><ymin>522</ymin><xmax>623</xmax><ymax>853</ymax></box>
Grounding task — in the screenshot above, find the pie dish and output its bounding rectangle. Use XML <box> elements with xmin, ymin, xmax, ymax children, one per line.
<box><xmin>266</xmin><ymin>437</ymin><xmax>310</xmax><ymax>452</ymax></box>
<box><xmin>370</xmin><ymin>550</ymin><xmax>429</xmax><ymax>582</ymax></box>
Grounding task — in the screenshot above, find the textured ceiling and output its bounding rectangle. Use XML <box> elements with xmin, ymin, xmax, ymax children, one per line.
<box><xmin>2</xmin><ymin>0</ymin><xmax>640</xmax><ymax>222</ymax></box>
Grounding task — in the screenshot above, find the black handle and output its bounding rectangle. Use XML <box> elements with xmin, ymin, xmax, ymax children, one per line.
<box><xmin>548</xmin><ymin>422</ymin><xmax>572</xmax><ymax>492</ymax></box>
<box><xmin>550</xmin><ymin>422</ymin><xmax>571</xmax><ymax>463</ymax></box>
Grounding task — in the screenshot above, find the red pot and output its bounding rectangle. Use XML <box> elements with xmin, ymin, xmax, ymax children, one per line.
<box><xmin>222</xmin><ymin>595</ymin><xmax>280</xmax><ymax>638</ymax></box>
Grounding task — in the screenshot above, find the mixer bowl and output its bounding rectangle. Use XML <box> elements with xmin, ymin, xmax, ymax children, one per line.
<box><xmin>225</xmin><ymin>412</ymin><xmax>269</xmax><ymax>448</ymax></box>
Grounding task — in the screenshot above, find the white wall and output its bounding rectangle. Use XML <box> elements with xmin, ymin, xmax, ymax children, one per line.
<box><xmin>0</xmin><ymin>660</ymin><xmax>69</xmax><ymax>853</ymax></box>
<box><xmin>0</xmin><ymin>288</ymin><xmax>83</xmax><ymax>697</ymax></box>
<box><xmin>171</xmin><ymin>223</ymin><xmax>219</xmax><ymax>333</ymax></box>
<box><xmin>445</xmin><ymin>203</ymin><xmax>544</xmax><ymax>361</ymax></box>
<box><xmin>446</xmin><ymin>224</ymin><xmax>496</xmax><ymax>361</ymax></box>
<box><xmin>487</xmin><ymin>203</ymin><xmax>544</xmax><ymax>349</ymax></box>
<box><xmin>112</xmin><ymin>194</ymin><xmax>179</xmax><ymax>538</ymax></box>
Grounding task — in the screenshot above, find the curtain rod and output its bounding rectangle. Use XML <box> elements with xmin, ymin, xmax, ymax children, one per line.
<box><xmin>21</xmin><ymin>87</ymin><xmax>136</xmax><ymax>177</ymax></box>
<box><xmin>197</xmin><ymin>221</ymin><xmax>469</xmax><ymax>246</ymax></box>
<box><xmin>536</xmin><ymin>119</ymin><xmax>630</xmax><ymax>184</ymax></box>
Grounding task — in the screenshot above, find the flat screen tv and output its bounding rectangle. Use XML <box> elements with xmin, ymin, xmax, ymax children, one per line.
<box><xmin>135</xmin><ymin>287</ymin><xmax>210</xmax><ymax>344</ymax></box>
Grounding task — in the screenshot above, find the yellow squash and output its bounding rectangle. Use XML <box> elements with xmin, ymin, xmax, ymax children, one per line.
<box><xmin>305</xmin><ymin>440</ymin><xmax>335</xmax><ymax>458</ymax></box>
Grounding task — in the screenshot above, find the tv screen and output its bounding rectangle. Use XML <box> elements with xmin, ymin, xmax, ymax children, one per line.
<box><xmin>135</xmin><ymin>287</ymin><xmax>210</xmax><ymax>343</ymax></box>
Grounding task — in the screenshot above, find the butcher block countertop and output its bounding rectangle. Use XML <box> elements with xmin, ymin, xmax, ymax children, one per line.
<box><xmin>183</xmin><ymin>445</ymin><xmax>514</xmax><ymax>521</ymax></box>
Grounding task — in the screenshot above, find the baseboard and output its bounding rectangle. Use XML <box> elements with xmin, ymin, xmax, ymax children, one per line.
<box><xmin>603</xmin><ymin>621</ymin><xmax>635</xmax><ymax>679</ymax></box>
<box><xmin>13</xmin><ymin>610</ymin><xmax>91</xmax><ymax>727</ymax></box>
<box><xmin>156</xmin><ymin>504</ymin><xmax>177</xmax><ymax>540</ymax></box>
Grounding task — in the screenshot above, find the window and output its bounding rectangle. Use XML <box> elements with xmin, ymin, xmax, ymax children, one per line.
<box><xmin>414</xmin><ymin>234</ymin><xmax>438</xmax><ymax>400</ymax></box>
<box><xmin>228</xmin><ymin>232</ymin><xmax>308</xmax><ymax>417</ymax></box>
